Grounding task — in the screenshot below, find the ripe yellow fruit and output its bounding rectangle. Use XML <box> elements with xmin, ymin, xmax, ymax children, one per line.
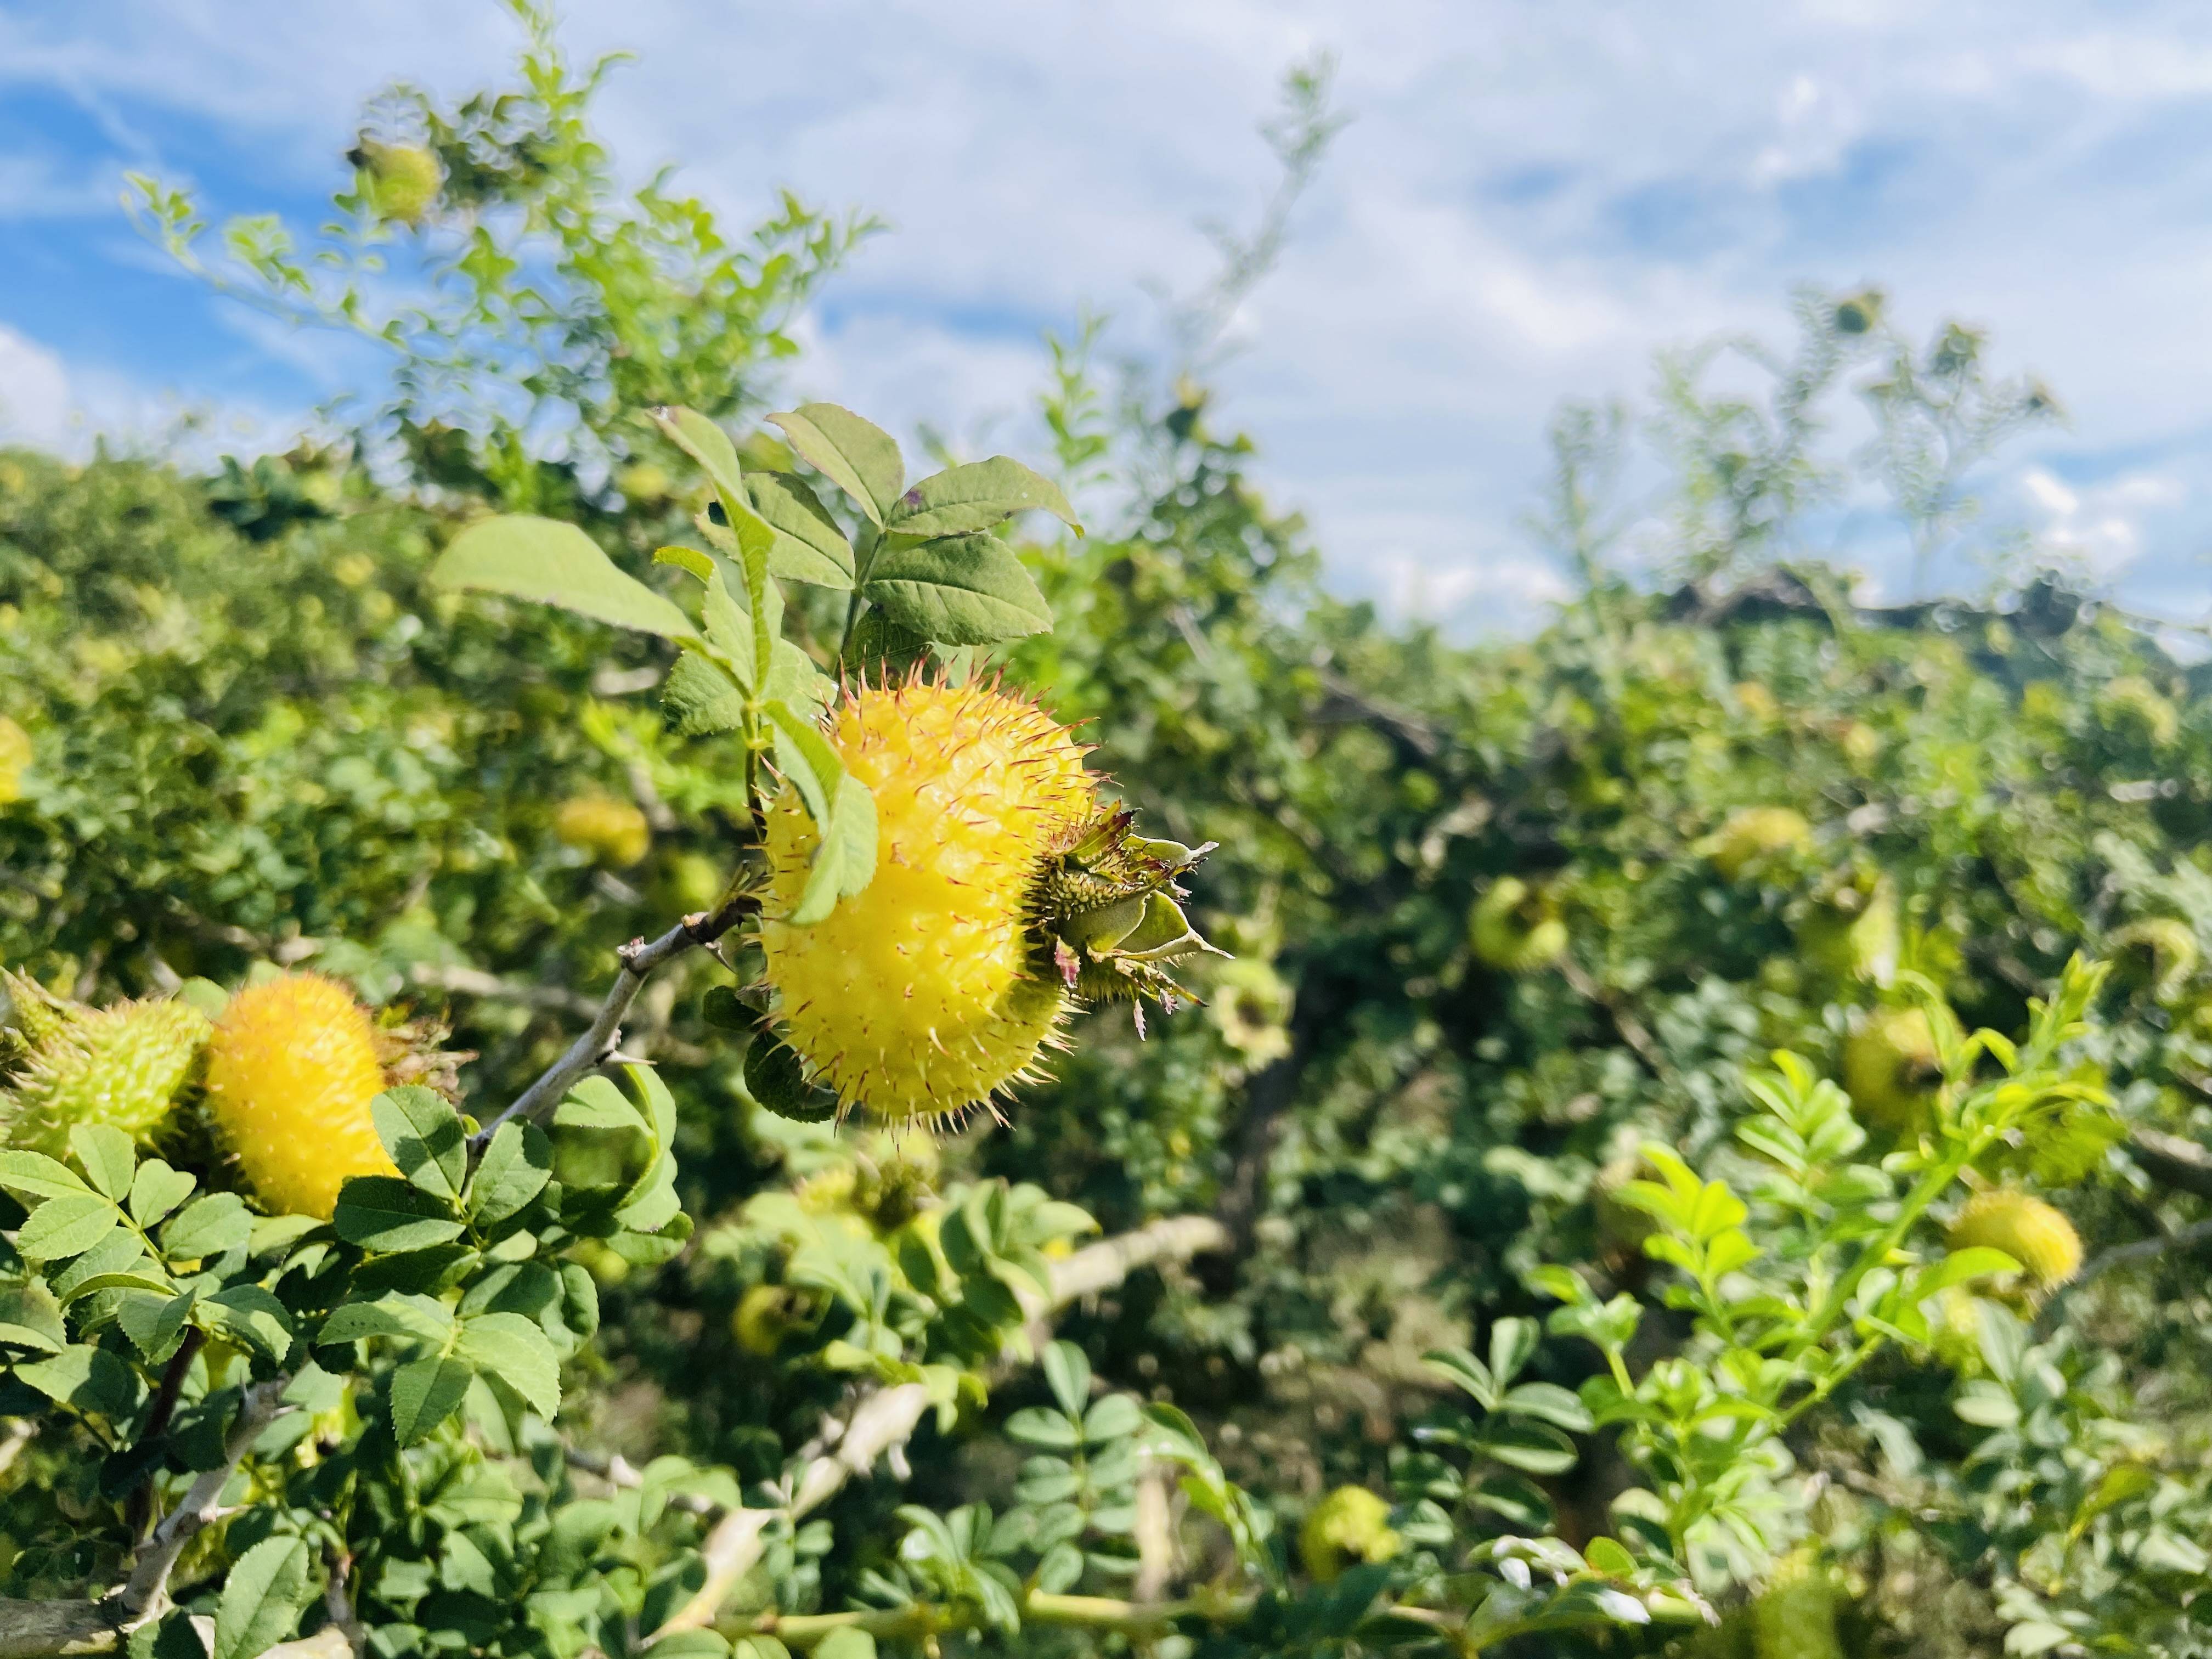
<box><xmin>1842</xmin><ymin>1005</ymin><xmax>1942</xmax><ymax>1131</ymax></box>
<box><xmin>1468</xmin><ymin>877</ymin><xmax>1567</xmax><ymax>973</ymax></box>
<box><xmin>1299</xmin><ymin>1485</ymin><xmax>1400</xmax><ymax>1583</ymax></box>
<box><xmin>1708</xmin><ymin>807</ymin><xmax>1812</xmax><ymax>880</ymax></box>
<box><xmin>760</xmin><ymin>681</ymin><xmax>1094</xmax><ymax>1122</ymax></box>
<box><xmin>1949</xmin><ymin>1188</ymin><xmax>2083</xmax><ymax>1291</ymax></box>
<box><xmin>0</xmin><ymin>995</ymin><xmax>208</xmax><ymax>1154</ymax></box>
<box><xmin>554</xmin><ymin>793</ymin><xmax>652</xmax><ymax>868</ymax></box>
<box><xmin>203</xmin><ymin>973</ymin><xmax>396</xmax><ymax>1219</ymax></box>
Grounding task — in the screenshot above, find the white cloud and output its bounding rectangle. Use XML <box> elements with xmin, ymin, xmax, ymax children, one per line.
<box><xmin>13</xmin><ymin>1</ymin><xmax>2212</xmax><ymax>626</ymax></box>
<box><xmin>0</xmin><ymin>326</ymin><xmax>75</xmax><ymax>452</ymax></box>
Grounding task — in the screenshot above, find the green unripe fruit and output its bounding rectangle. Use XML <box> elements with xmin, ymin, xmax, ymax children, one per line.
<box><xmin>357</xmin><ymin>140</ymin><xmax>442</xmax><ymax>224</ymax></box>
<box><xmin>1708</xmin><ymin>808</ymin><xmax>1812</xmax><ymax>881</ymax></box>
<box><xmin>1298</xmin><ymin>1485</ymin><xmax>1400</xmax><ymax>1583</ymax></box>
<box><xmin>1469</xmin><ymin>877</ymin><xmax>1567</xmax><ymax>973</ymax></box>
<box><xmin>1842</xmin><ymin>1006</ymin><xmax>1942</xmax><ymax>1132</ymax></box>
<box><xmin>1</xmin><ymin>998</ymin><xmax>209</xmax><ymax>1153</ymax></box>
<box><xmin>731</xmin><ymin>1283</ymin><xmax>814</xmax><ymax>1356</ymax></box>
<box><xmin>1752</xmin><ymin>1552</ymin><xmax>1843</xmax><ymax>1659</ymax></box>
<box><xmin>1799</xmin><ymin>872</ymin><xmax>1899</xmax><ymax>987</ymax></box>
<box><xmin>2109</xmin><ymin>917</ymin><xmax>2198</xmax><ymax>1003</ymax></box>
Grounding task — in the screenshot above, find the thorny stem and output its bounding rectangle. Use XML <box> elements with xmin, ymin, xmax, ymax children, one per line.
<box><xmin>125</xmin><ymin>1328</ymin><xmax>208</xmax><ymax>1538</ymax></box>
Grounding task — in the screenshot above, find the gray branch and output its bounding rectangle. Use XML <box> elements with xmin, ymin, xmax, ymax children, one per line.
<box><xmin>469</xmin><ymin>893</ymin><xmax>755</xmax><ymax>1152</ymax></box>
<box><xmin>652</xmin><ymin>1212</ymin><xmax>1231</xmax><ymax>1640</ymax></box>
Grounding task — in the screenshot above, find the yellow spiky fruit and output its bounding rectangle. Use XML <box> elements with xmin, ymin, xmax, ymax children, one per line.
<box><xmin>202</xmin><ymin>973</ymin><xmax>395</xmax><ymax>1219</ymax></box>
<box><xmin>554</xmin><ymin>793</ymin><xmax>652</xmax><ymax>868</ymax></box>
<box><xmin>1949</xmin><ymin>1189</ymin><xmax>2083</xmax><ymax>1291</ymax></box>
<box><xmin>1842</xmin><ymin>1005</ymin><xmax>1942</xmax><ymax>1132</ymax></box>
<box><xmin>1299</xmin><ymin>1486</ymin><xmax>1400</xmax><ymax>1583</ymax></box>
<box><xmin>759</xmin><ymin>681</ymin><xmax>1094</xmax><ymax>1122</ymax></box>
<box><xmin>0</xmin><ymin>998</ymin><xmax>208</xmax><ymax>1153</ymax></box>
<box><xmin>1709</xmin><ymin>807</ymin><xmax>1812</xmax><ymax>881</ymax></box>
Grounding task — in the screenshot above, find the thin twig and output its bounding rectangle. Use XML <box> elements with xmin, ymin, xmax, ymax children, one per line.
<box><xmin>469</xmin><ymin>893</ymin><xmax>757</xmax><ymax>1152</ymax></box>
<box><xmin>119</xmin><ymin>1379</ymin><xmax>291</xmax><ymax>1620</ymax></box>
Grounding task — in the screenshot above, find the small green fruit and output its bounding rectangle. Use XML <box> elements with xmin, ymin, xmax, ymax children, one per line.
<box><xmin>1299</xmin><ymin>1486</ymin><xmax>1400</xmax><ymax>1583</ymax></box>
<box><xmin>1469</xmin><ymin>877</ymin><xmax>1567</xmax><ymax>973</ymax></box>
<box><xmin>1842</xmin><ymin>1005</ymin><xmax>1941</xmax><ymax>1132</ymax></box>
<box><xmin>1</xmin><ymin>996</ymin><xmax>209</xmax><ymax>1153</ymax></box>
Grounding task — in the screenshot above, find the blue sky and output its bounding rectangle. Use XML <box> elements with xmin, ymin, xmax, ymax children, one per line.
<box><xmin>6</xmin><ymin>1</ymin><xmax>2212</xmax><ymax>633</ymax></box>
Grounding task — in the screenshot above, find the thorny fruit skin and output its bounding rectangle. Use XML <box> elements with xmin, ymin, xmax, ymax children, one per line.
<box><xmin>357</xmin><ymin>139</ymin><xmax>442</xmax><ymax>224</ymax></box>
<box><xmin>760</xmin><ymin>681</ymin><xmax>1093</xmax><ymax>1122</ymax></box>
<box><xmin>203</xmin><ymin>972</ymin><xmax>396</xmax><ymax>1220</ymax></box>
<box><xmin>1298</xmin><ymin>1485</ymin><xmax>1400</xmax><ymax>1584</ymax></box>
<box><xmin>0</xmin><ymin>993</ymin><xmax>208</xmax><ymax>1154</ymax></box>
<box><xmin>1842</xmin><ymin>1004</ymin><xmax>1942</xmax><ymax>1132</ymax></box>
<box><xmin>1949</xmin><ymin>1188</ymin><xmax>2084</xmax><ymax>1291</ymax></box>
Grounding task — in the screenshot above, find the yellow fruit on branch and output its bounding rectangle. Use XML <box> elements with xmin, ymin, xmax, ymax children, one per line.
<box><xmin>1299</xmin><ymin>1485</ymin><xmax>1400</xmax><ymax>1583</ymax></box>
<box><xmin>1842</xmin><ymin>1005</ymin><xmax>1942</xmax><ymax>1131</ymax></box>
<box><xmin>0</xmin><ymin>984</ymin><xmax>208</xmax><ymax>1154</ymax></box>
<box><xmin>759</xmin><ymin>680</ymin><xmax>1218</xmax><ymax>1125</ymax></box>
<box><xmin>761</xmin><ymin>681</ymin><xmax>1089</xmax><ymax>1122</ymax></box>
<box><xmin>202</xmin><ymin>972</ymin><xmax>396</xmax><ymax>1220</ymax></box>
<box><xmin>1949</xmin><ymin>1188</ymin><xmax>2083</xmax><ymax>1291</ymax></box>
<box><xmin>554</xmin><ymin>792</ymin><xmax>652</xmax><ymax>868</ymax></box>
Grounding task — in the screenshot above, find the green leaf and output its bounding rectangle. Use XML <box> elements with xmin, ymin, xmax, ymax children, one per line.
<box><xmin>748</xmin><ymin>472</ymin><xmax>856</xmax><ymax>586</ymax></box>
<box><xmin>887</xmin><ymin>456</ymin><xmax>1081</xmax><ymax>539</ymax></box>
<box><xmin>1006</xmin><ymin>1407</ymin><xmax>1080</xmax><ymax>1449</ymax></box>
<box><xmin>1475</xmin><ymin>1419</ymin><xmax>1579</xmax><ymax>1474</ymax></box>
<box><xmin>1042</xmin><ymin>1340</ymin><xmax>1091</xmax><ymax>1419</ymax></box>
<box><xmin>0</xmin><ymin>1282</ymin><xmax>67</xmax><ymax>1352</ymax></box>
<box><xmin>17</xmin><ymin>1193</ymin><xmax>121</xmax><ymax>1263</ymax></box>
<box><xmin>815</xmin><ymin>1632</ymin><xmax>877</xmax><ymax>1659</ymax></box>
<box><xmin>766</xmin><ymin>701</ymin><xmax>878</xmax><ymax>925</ymax></box>
<box><xmin>0</xmin><ymin>1150</ymin><xmax>89</xmax><ymax>1203</ymax></box>
<box><xmin>69</xmin><ymin>1124</ymin><xmax>136</xmax><ymax>1200</ymax></box>
<box><xmin>332</xmin><ymin>1177</ymin><xmax>466</xmax><ymax>1253</ymax></box>
<box><xmin>18</xmin><ymin>1342</ymin><xmax>144</xmax><ymax>1419</ymax></box>
<box><xmin>214</xmin><ymin>1536</ymin><xmax>311</xmax><ymax>1659</ymax></box>
<box><xmin>432</xmin><ymin>515</ymin><xmax>699</xmax><ymax>641</ymax></box>
<box><xmin>390</xmin><ymin>1353</ymin><xmax>475</xmax><ymax>1445</ymax></box>
<box><xmin>663</xmin><ymin>650</ymin><xmax>748</xmax><ymax>735</ymax></box>
<box><xmin>204</xmin><ymin>1285</ymin><xmax>294</xmax><ymax>1362</ymax></box>
<box><xmin>119</xmin><ymin>1292</ymin><xmax>193</xmax><ymax>1359</ymax></box>
<box><xmin>1500</xmin><ymin>1381</ymin><xmax>1595</xmax><ymax>1433</ymax></box>
<box><xmin>161</xmin><ymin>1192</ymin><xmax>251</xmax><ymax>1261</ymax></box>
<box><xmin>1082</xmin><ymin>1393</ymin><xmax>1143</xmax><ymax>1441</ymax></box>
<box><xmin>864</xmin><ymin>533</ymin><xmax>1052</xmax><ymax>645</ymax></box>
<box><xmin>1915</xmin><ymin>1246</ymin><xmax>2022</xmax><ymax>1299</ymax></box>
<box><xmin>127</xmin><ymin>1161</ymin><xmax>197</xmax><ymax>1229</ymax></box>
<box><xmin>455</xmin><ymin>1312</ymin><xmax>561</xmax><ymax>1419</ymax></box>
<box><xmin>469</xmin><ymin>1121</ymin><xmax>552</xmax><ymax>1227</ymax></box>
<box><xmin>769</xmin><ymin>404</ymin><xmax>904</xmax><ymax>527</ymax></box>
<box><xmin>651</xmin><ymin>1635</ymin><xmax>733</xmax><ymax>1659</ymax></box>
<box><xmin>1488</xmin><ymin>1317</ymin><xmax>1540</xmax><ymax>1387</ymax></box>
<box><xmin>319</xmin><ymin>1294</ymin><xmax>453</xmax><ymax>1346</ymax></box>
<box><xmin>373</xmin><ymin>1086</ymin><xmax>469</xmax><ymax>1203</ymax></box>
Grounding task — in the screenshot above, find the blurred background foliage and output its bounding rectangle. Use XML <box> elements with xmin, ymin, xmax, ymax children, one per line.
<box><xmin>11</xmin><ymin>8</ymin><xmax>2212</xmax><ymax>1655</ymax></box>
